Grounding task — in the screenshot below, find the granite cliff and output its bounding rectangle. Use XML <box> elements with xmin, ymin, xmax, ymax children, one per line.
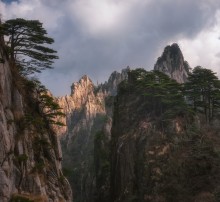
<box><xmin>110</xmin><ymin>68</ymin><xmax>220</xmax><ymax>202</ymax></box>
<box><xmin>0</xmin><ymin>35</ymin><xmax>72</xmax><ymax>201</ymax></box>
<box><xmin>56</xmin><ymin>68</ymin><xmax>129</xmax><ymax>202</ymax></box>
<box><xmin>154</xmin><ymin>43</ymin><xmax>189</xmax><ymax>83</ymax></box>
<box><xmin>55</xmin><ymin>44</ymin><xmax>191</xmax><ymax>202</ymax></box>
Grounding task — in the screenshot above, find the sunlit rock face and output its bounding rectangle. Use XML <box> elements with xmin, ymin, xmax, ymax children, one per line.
<box><xmin>54</xmin><ymin>43</ymin><xmax>191</xmax><ymax>201</ymax></box>
<box><xmin>56</xmin><ymin>67</ymin><xmax>129</xmax><ymax>201</ymax></box>
<box><xmin>56</xmin><ymin>67</ymin><xmax>130</xmax><ymax>140</ymax></box>
<box><xmin>0</xmin><ymin>38</ymin><xmax>72</xmax><ymax>201</ymax></box>
<box><xmin>154</xmin><ymin>43</ymin><xmax>190</xmax><ymax>83</ymax></box>
<box><xmin>56</xmin><ymin>75</ymin><xmax>106</xmax><ymax>140</ymax></box>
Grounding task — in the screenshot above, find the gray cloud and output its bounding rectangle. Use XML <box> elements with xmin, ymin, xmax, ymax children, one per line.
<box><xmin>1</xmin><ymin>0</ymin><xmax>220</xmax><ymax>95</ymax></box>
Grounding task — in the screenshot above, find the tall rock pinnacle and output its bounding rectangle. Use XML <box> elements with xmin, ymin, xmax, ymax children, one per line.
<box><xmin>55</xmin><ymin>68</ymin><xmax>129</xmax><ymax>201</ymax></box>
<box><xmin>154</xmin><ymin>43</ymin><xmax>190</xmax><ymax>83</ymax></box>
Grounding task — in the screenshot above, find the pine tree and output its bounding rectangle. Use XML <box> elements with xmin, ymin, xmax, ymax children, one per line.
<box><xmin>184</xmin><ymin>66</ymin><xmax>220</xmax><ymax>123</ymax></box>
<box><xmin>1</xmin><ymin>18</ymin><xmax>58</xmax><ymax>75</ymax></box>
<box><xmin>26</xmin><ymin>79</ymin><xmax>65</xmax><ymax>127</ymax></box>
<box><xmin>128</xmin><ymin>69</ymin><xmax>187</xmax><ymax>119</ymax></box>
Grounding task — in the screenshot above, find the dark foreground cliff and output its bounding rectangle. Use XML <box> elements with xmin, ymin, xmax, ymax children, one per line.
<box><xmin>110</xmin><ymin>69</ymin><xmax>220</xmax><ymax>202</ymax></box>
<box><xmin>0</xmin><ymin>35</ymin><xmax>72</xmax><ymax>201</ymax></box>
<box><xmin>55</xmin><ymin>43</ymin><xmax>220</xmax><ymax>202</ymax></box>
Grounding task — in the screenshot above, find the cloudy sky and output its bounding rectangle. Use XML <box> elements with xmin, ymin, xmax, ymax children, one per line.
<box><xmin>1</xmin><ymin>0</ymin><xmax>220</xmax><ymax>96</ymax></box>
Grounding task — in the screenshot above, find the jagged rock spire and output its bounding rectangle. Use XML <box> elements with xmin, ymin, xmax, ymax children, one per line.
<box><xmin>154</xmin><ymin>43</ymin><xmax>190</xmax><ymax>83</ymax></box>
<box><xmin>100</xmin><ymin>66</ymin><xmax>130</xmax><ymax>96</ymax></box>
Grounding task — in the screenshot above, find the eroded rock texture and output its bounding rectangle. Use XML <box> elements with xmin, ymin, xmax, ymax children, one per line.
<box><xmin>56</xmin><ymin>43</ymin><xmax>191</xmax><ymax>202</ymax></box>
<box><xmin>110</xmin><ymin>69</ymin><xmax>220</xmax><ymax>202</ymax></box>
<box><xmin>0</xmin><ymin>36</ymin><xmax>72</xmax><ymax>201</ymax></box>
<box><xmin>154</xmin><ymin>43</ymin><xmax>189</xmax><ymax>83</ymax></box>
<box><xmin>56</xmin><ymin>68</ymin><xmax>129</xmax><ymax>202</ymax></box>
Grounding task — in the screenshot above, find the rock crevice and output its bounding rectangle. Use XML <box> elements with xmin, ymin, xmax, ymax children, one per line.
<box><xmin>0</xmin><ymin>37</ymin><xmax>72</xmax><ymax>201</ymax></box>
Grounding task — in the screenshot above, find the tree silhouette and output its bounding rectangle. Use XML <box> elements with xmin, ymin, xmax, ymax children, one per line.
<box><xmin>184</xmin><ymin>66</ymin><xmax>220</xmax><ymax>123</ymax></box>
<box><xmin>1</xmin><ymin>18</ymin><xmax>58</xmax><ymax>75</ymax></box>
<box><xmin>26</xmin><ymin>79</ymin><xmax>65</xmax><ymax>127</ymax></box>
<box><xmin>130</xmin><ymin>69</ymin><xmax>187</xmax><ymax>117</ymax></box>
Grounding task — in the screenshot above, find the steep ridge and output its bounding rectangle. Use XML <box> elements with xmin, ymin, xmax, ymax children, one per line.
<box><xmin>56</xmin><ymin>44</ymin><xmax>191</xmax><ymax>202</ymax></box>
<box><xmin>56</xmin><ymin>68</ymin><xmax>129</xmax><ymax>137</ymax></box>
<box><xmin>99</xmin><ymin>68</ymin><xmax>129</xmax><ymax>96</ymax></box>
<box><xmin>56</xmin><ymin>68</ymin><xmax>129</xmax><ymax>202</ymax></box>
<box><xmin>56</xmin><ymin>75</ymin><xmax>106</xmax><ymax>142</ymax></box>
<box><xmin>0</xmin><ymin>36</ymin><xmax>72</xmax><ymax>201</ymax></box>
<box><xmin>110</xmin><ymin>69</ymin><xmax>220</xmax><ymax>202</ymax></box>
<box><xmin>154</xmin><ymin>43</ymin><xmax>190</xmax><ymax>83</ymax></box>
<box><xmin>109</xmin><ymin>46</ymin><xmax>220</xmax><ymax>202</ymax></box>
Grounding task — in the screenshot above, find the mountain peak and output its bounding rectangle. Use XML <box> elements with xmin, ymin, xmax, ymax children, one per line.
<box><xmin>80</xmin><ymin>75</ymin><xmax>93</xmax><ymax>83</ymax></box>
<box><xmin>100</xmin><ymin>67</ymin><xmax>130</xmax><ymax>96</ymax></box>
<box><xmin>70</xmin><ymin>75</ymin><xmax>94</xmax><ymax>96</ymax></box>
<box><xmin>154</xmin><ymin>43</ymin><xmax>190</xmax><ymax>83</ymax></box>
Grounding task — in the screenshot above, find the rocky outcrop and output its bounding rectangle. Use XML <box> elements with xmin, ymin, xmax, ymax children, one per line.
<box><xmin>0</xmin><ymin>37</ymin><xmax>72</xmax><ymax>201</ymax></box>
<box><xmin>154</xmin><ymin>43</ymin><xmax>190</xmax><ymax>83</ymax></box>
<box><xmin>110</xmin><ymin>69</ymin><xmax>220</xmax><ymax>202</ymax></box>
<box><xmin>56</xmin><ymin>67</ymin><xmax>130</xmax><ymax>144</ymax></box>
<box><xmin>55</xmin><ymin>67</ymin><xmax>130</xmax><ymax>136</ymax></box>
<box><xmin>56</xmin><ymin>75</ymin><xmax>106</xmax><ymax>140</ymax></box>
<box><xmin>55</xmin><ymin>43</ymin><xmax>191</xmax><ymax>201</ymax></box>
<box><xmin>56</xmin><ymin>68</ymin><xmax>129</xmax><ymax>202</ymax></box>
<box><xmin>99</xmin><ymin>67</ymin><xmax>129</xmax><ymax>96</ymax></box>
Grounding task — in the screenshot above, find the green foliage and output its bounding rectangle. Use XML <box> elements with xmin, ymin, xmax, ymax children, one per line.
<box><xmin>10</xmin><ymin>196</ymin><xmax>33</xmax><ymax>202</ymax></box>
<box><xmin>14</xmin><ymin>78</ymin><xmax>65</xmax><ymax>133</ymax></box>
<box><xmin>33</xmin><ymin>136</ymin><xmax>51</xmax><ymax>149</ymax></box>
<box><xmin>14</xmin><ymin>154</ymin><xmax>28</xmax><ymax>165</ymax></box>
<box><xmin>143</xmin><ymin>127</ymin><xmax>220</xmax><ymax>202</ymax></box>
<box><xmin>32</xmin><ymin>136</ymin><xmax>52</xmax><ymax>163</ymax></box>
<box><xmin>94</xmin><ymin>131</ymin><xmax>110</xmax><ymax>200</ymax></box>
<box><xmin>32</xmin><ymin>161</ymin><xmax>45</xmax><ymax>173</ymax></box>
<box><xmin>26</xmin><ymin>78</ymin><xmax>65</xmax><ymax>127</ymax></box>
<box><xmin>126</xmin><ymin>69</ymin><xmax>189</xmax><ymax>124</ymax></box>
<box><xmin>58</xmin><ymin>174</ymin><xmax>66</xmax><ymax>185</ymax></box>
<box><xmin>25</xmin><ymin>113</ymin><xmax>46</xmax><ymax>131</ymax></box>
<box><xmin>1</xmin><ymin>18</ymin><xmax>58</xmax><ymax>75</ymax></box>
<box><xmin>113</xmin><ymin>67</ymin><xmax>220</xmax><ymax>202</ymax></box>
<box><xmin>124</xmin><ymin>67</ymin><xmax>220</xmax><ymax>125</ymax></box>
<box><xmin>184</xmin><ymin>66</ymin><xmax>220</xmax><ymax>123</ymax></box>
